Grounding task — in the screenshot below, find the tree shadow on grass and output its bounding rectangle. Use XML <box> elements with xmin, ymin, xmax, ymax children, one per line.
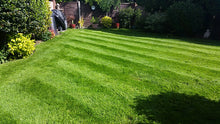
<box><xmin>133</xmin><ymin>92</ymin><xmax>220</xmax><ymax>124</ymax></box>
<box><xmin>19</xmin><ymin>77</ymin><xmax>96</xmax><ymax>120</ymax></box>
<box><xmin>0</xmin><ymin>107</ymin><xmax>17</xmax><ymax>123</ymax></box>
<box><xmin>94</xmin><ymin>29</ymin><xmax>220</xmax><ymax>46</ymax></box>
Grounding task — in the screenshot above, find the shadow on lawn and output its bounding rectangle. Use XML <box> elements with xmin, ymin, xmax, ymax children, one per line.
<box><xmin>0</xmin><ymin>107</ymin><xmax>17</xmax><ymax>123</ymax></box>
<box><xmin>19</xmin><ymin>77</ymin><xmax>94</xmax><ymax>119</ymax></box>
<box><xmin>133</xmin><ymin>92</ymin><xmax>220</xmax><ymax>124</ymax></box>
<box><xmin>95</xmin><ymin>29</ymin><xmax>220</xmax><ymax>46</ymax></box>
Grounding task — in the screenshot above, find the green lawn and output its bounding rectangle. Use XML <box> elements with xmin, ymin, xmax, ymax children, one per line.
<box><xmin>0</xmin><ymin>29</ymin><xmax>219</xmax><ymax>123</ymax></box>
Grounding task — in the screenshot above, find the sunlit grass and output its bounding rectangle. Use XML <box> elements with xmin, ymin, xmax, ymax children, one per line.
<box><xmin>0</xmin><ymin>29</ymin><xmax>219</xmax><ymax>123</ymax></box>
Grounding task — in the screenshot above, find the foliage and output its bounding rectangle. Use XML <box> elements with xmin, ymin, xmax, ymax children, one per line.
<box><xmin>90</xmin><ymin>16</ymin><xmax>99</xmax><ymax>24</ymax></box>
<box><xmin>119</xmin><ymin>7</ymin><xmax>142</xmax><ymax>28</ymax></box>
<box><xmin>136</xmin><ymin>0</ymin><xmax>175</xmax><ymax>13</ymax></box>
<box><xmin>84</xmin><ymin>0</ymin><xmax>120</xmax><ymax>12</ymax></box>
<box><xmin>136</xmin><ymin>0</ymin><xmax>218</xmax><ymax>13</ymax></box>
<box><xmin>144</xmin><ymin>12</ymin><xmax>167</xmax><ymax>33</ymax></box>
<box><xmin>134</xmin><ymin>12</ymin><xmax>145</xmax><ymax>29</ymax></box>
<box><xmin>78</xmin><ymin>17</ymin><xmax>85</xmax><ymax>28</ymax></box>
<box><xmin>101</xmin><ymin>16</ymin><xmax>112</xmax><ymax>28</ymax></box>
<box><xmin>56</xmin><ymin>0</ymin><xmax>76</xmax><ymax>3</ymax></box>
<box><xmin>0</xmin><ymin>0</ymin><xmax>51</xmax><ymax>40</ymax></box>
<box><xmin>0</xmin><ymin>49</ymin><xmax>8</xmax><ymax>64</ymax></box>
<box><xmin>136</xmin><ymin>0</ymin><xmax>218</xmax><ymax>36</ymax></box>
<box><xmin>8</xmin><ymin>33</ymin><xmax>35</xmax><ymax>59</ymax></box>
<box><xmin>41</xmin><ymin>30</ymin><xmax>52</xmax><ymax>41</ymax></box>
<box><xmin>119</xmin><ymin>7</ymin><xmax>134</xmax><ymax>28</ymax></box>
<box><xmin>121</xmin><ymin>0</ymin><xmax>133</xmax><ymax>2</ymax></box>
<box><xmin>167</xmin><ymin>1</ymin><xmax>204</xmax><ymax>36</ymax></box>
<box><xmin>134</xmin><ymin>8</ymin><xmax>143</xmax><ymax>28</ymax></box>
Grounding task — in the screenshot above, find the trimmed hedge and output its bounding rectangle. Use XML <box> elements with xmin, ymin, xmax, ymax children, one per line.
<box><xmin>0</xmin><ymin>0</ymin><xmax>51</xmax><ymax>40</ymax></box>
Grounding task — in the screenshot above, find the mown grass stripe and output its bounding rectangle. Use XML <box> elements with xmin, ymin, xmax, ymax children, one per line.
<box><xmin>58</xmin><ymin>55</ymin><xmax>170</xmax><ymax>93</ymax></box>
<box><xmin>53</xmin><ymin>60</ymin><xmax>137</xmax><ymax>122</ymax></box>
<box><xmin>60</xmin><ymin>43</ymin><xmax>216</xmax><ymax>85</ymax></box>
<box><xmin>72</xmin><ymin>33</ymin><xmax>220</xmax><ymax>70</ymax></box>
<box><xmin>19</xmin><ymin>78</ymin><xmax>96</xmax><ymax>117</ymax></box>
<box><xmin>62</xmin><ymin>37</ymin><xmax>220</xmax><ymax>80</ymax></box>
<box><xmin>84</xmin><ymin>30</ymin><xmax>220</xmax><ymax>56</ymax></box>
<box><xmin>88</xmin><ymin>29</ymin><xmax>220</xmax><ymax>51</ymax></box>
<box><xmin>58</xmin><ymin>43</ymin><xmax>219</xmax><ymax>99</ymax></box>
<box><xmin>79</xmin><ymin>31</ymin><xmax>220</xmax><ymax>57</ymax></box>
<box><xmin>0</xmin><ymin>29</ymin><xmax>219</xmax><ymax>123</ymax></box>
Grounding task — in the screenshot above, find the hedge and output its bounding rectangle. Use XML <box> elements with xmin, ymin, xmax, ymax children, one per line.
<box><xmin>0</xmin><ymin>0</ymin><xmax>51</xmax><ymax>42</ymax></box>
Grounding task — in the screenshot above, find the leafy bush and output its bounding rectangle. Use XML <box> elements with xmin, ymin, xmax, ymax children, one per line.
<box><xmin>144</xmin><ymin>12</ymin><xmax>167</xmax><ymax>33</ymax></box>
<box><xmin>136</xmin><ymin>0</ymin><xmax>175</xmax><ymax>13</ymax></box>
<box><xmin>119</xmin><ymin>7</ymin><xmax>135</xmax><ymax>28</ymax></box>
<box><xmin>119</xmin><ymin>7</ymin><xmax>142</xmax><ymax>28</ymax></box>
<box><xmin>134</xmin><ymin>8</ymin><xmax>143</xmax><ymax>29</ymax></box>
<box><xmin>167</xmin><ymin>1</ymin><xmax>204</xmax><ymax>36</ymax></box>
<box><xmin>0</xmin><ymin>0</ymin><xmax>51</xmax><ymax>41</ymax></box>
<box><xmin>101</xmin><ymin>16</ymin><xmax>112</xmax><ymax>28</ymax></box>
<box><xmin>8</xmin><ymin>33</ymin><xmax>35</xmax><ymax>59</ymax></box>
<box><xmin>85</xmin><ymin>0</ymin><xmax>121</xmax><ymax>12</ymax></box>
<box><xmin>0</xmin><ymin>50</ymin><xmax>8</xmax><ymax>64</ymax></box>
<box><xmin>90</xmin><ymin>16</ymin><xmax>99</xmax><ymax>24</ymax></box>
<box><xmin>41</xmin><ymin>30</ymin><xmax>52</xmax><ymax>41</ymax></box>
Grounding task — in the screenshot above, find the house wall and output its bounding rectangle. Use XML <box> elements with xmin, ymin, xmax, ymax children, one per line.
<box><xmin>60</xmin><ymin>2</ymin><xmax>79</xmax><ymax>27</ymax></box>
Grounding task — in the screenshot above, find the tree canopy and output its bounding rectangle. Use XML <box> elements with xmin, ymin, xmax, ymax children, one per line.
<box><xmin>84</xmin><ymin>0</ymin><xmax>120</xmax><ymax>12</ymax></box>
<box><xmin>56</xmin><ymin>0</ymin><xmax>120</xmax><ymax>12</ymax></box>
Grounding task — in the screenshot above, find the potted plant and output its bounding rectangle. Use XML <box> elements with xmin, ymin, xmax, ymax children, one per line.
<box><xmin>116</xmin><ymin>22</ymin><xmax>120</xmax><ymax>29</ymax></box>
<box><xmin>71</xmin><ymin>20</ymin><xmax>76</xmax><ymax>29</ymax></box>
<box><xmin>90</xmin><ymin>16</ymin><xmax>99</xmax><ymax>29</ymax></box>
<box><xmin>67</xmin><ymin>16</ymin><xmax>75</xmax><ymax>28</ymax></box>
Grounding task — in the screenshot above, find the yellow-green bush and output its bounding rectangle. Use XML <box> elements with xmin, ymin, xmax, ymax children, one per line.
<box><xmin>101</xmin><ymin>16</ymin><xmax>112</xmax><ymax>28</ymax></box>
<box><xmin>8</xmin><ymin>33</ymin><xmax>35</xmax><ymax>59</ymax></box>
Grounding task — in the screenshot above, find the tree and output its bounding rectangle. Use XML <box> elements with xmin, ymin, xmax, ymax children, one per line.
<box><xmin>56</xmin><ymin>0</ymin><xmax>120</xmax><ymax>12</ymax></box>
<box><xmin>84</xmin><ymin>0</ymin><xmax>120</xmax><ymax>12</ymax></box>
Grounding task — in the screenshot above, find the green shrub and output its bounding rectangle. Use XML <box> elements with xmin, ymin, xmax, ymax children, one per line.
<box><xmin>0</xmin><ymin>0</ymin><xmax>51</xmax><ymax>41</ymax></box>
<box><xmin>167</xmin><ymin>1</ymin><xmax>204</xmax><ymax>36</ymax></box>
<box><xmin>0</xmin><ymin>50</ymin><xmax>8</xmax><ymax>64</ymax></box>
<box><xmin>134</xmin><ymin>9</ymin><xmax>144</xmax><ymax>29</ymax></box>
<box><xmin>119</xmin><ymin>7</ymin><xmax>142</xmax><ymax>28</ymax></box>
<box><xmin>8</xmin><ymin>33</ymin><xmax>35</xmax><ymax>59</ymax></box>
<box><xmin>90</xmin><ymin>16</ymin><xmax>99</xmax><ymax>24</ymax></box>
<box><xmin>144</xmin><ymin>12</ymin><xmax>167</xmax><ymax>33</ymax></box>
<box><xmin>136</xmin><ymin>0</ymin><xmax>175</xmax><ymax>13</ymax></box>
<box><xmin>41</xmin><ymin>30</ymin><xmax>52</xmax><ymax>41</ymax></box>
<box><xmin>101</xmin><ymin>16</ymin><xmax>112</xmax><ymax>28</ymax></box>
<box><xmin>119</xmin><ymin>7</ymin><xmax>135</xmax><ymax>28</ymax></box>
